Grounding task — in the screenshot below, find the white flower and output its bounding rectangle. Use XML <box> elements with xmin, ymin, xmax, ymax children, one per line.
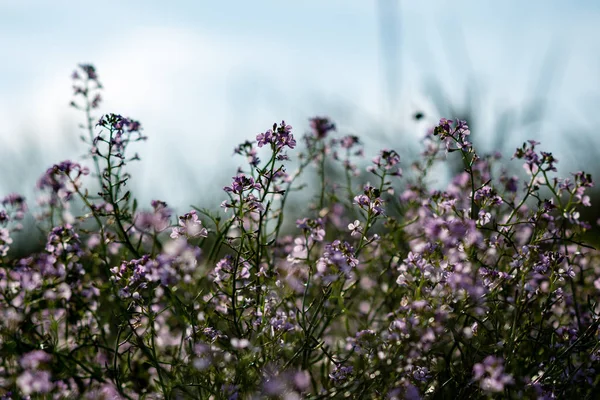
<box><xmin>348</xmin><ymin>220</ymin><xmax>362</xmax><ymax>237</ymax></box>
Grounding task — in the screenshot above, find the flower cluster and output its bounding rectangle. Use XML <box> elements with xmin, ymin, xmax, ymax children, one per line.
<box><xmin>0</xmin><ymin>194</ymin><xmax>27</xmax><ymax>256</ymax></box>
<box><xmin>473</xmin><ymin>356</ymin><xmax>514</xmax><ymax>393</ymax></box>
<box><xmin>37</xmin><ymin>161</ymin><xmax>89</xmax><ymax>201</ymax></box>
<box><xmin>354</xmin><ymin>184</ymin><xmax>385</xmax><ymax>216</ymax></box>
<box><xmin>70</xmin><ymin>64</ymin><xmax>102</xmax><ymax>110</ymax></box>
<box><xmin>256</xmin><ymin>120</ymin><xmax>297</xmax><ymax>151</ymax></box>
<box><xmin>1</xmin><ymin>64</ymin><xmax>600</xmax><ymax>399</ymax></box>
<box><xmin>309</xmin><ymin>116</ymin><xmax>336</xmax><ymax>139</ymax></box>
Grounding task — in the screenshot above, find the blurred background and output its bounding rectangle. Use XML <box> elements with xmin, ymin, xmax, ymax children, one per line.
<box><xmin>1</xmin><ymin>0</ymin><xmax>600</xmax><ymax>213</ymax></box>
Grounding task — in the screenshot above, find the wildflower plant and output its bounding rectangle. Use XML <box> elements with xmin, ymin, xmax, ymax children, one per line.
<box><xmin>1</xmin><ymin>65</ymin><xmax>599</xmax><ymax>399</ymax></box>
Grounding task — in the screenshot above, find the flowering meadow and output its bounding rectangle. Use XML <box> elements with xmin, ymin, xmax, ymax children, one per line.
<box><xmin>1</xmin><ymin>64</ymin><xmax>600</xmax><ymax>399</ymax></box>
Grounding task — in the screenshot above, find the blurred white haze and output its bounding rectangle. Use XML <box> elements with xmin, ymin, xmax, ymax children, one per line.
<box><xmin>1</xmin><ymin>0</ymin><xmax>600</xmax><ymax>210</ymax></box>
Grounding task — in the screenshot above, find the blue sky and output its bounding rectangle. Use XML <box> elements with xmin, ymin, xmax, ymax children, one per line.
<box><xmin>1</xmin><ymin>0</ymin><xmax>599</xmax><ymax>208</ymax></box>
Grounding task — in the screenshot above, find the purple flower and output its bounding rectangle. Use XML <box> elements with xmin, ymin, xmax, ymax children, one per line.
<box><xmin>353</xmin><ymin>185</ymin><xmax>386</xmax><ymax>216</ymax></box>
<box><xmin>79</xmin><ymin>64</ymin><xmax>98</xmax><ymax>80</ymax></box>
<box><xmin>2</xmin><ymin>193</ymin><xmax>27</xmax><ymax>219</ymax></box>
<box><xmin>296</xmin><ymin>217</ymin><xmax>326</xmax><ymax>241</ymax></box>
<box><xmin>437</xmin><ymin>118</ymin><xmax>453</xmax><ymax>135</ymax></box>
<box><xmin>223</xmin><ymin>174</ymin><xmax>261</xmax><ymax>194</ymax></box>
<box><xmin>212</xmin><ymin>254</ymin><xmax>250</xmax><ymax>283</ymax></box>
<box><xmin>171</xmin><ymin>210</ymin><xmax>208</xmax><ymax>239</ymax></box>
<box><xmin>0</xmin><ymin>210</ymin><xmax>8</xmax><ymax>224</ymax></box>
<box><xmin>340</xmin><ymin>135</ymin><xmax>360</xmax><ymax>149</ymax></box>
<box><xmin>329</xmin><ymin>365</ymin><xmax>353</xmax><ymax>384</ymax></box>
<box><xmin>346</xmin><ymin>329</ymin><xmax>377</xmax><ymax>354</ymax></box>
<box><xmin>503</xmin><ymin>175</ymin><xmax>519</xmax><ymax>192</ymax></box>
<box><xmin>0</xmin><ymin>228</ymin><xmax>12</xmax><ymax>256</ymax></box>
<box><xmin>203</xmin><ymin>327</ymin><xmax>225</xmax><ymax>342</ymax></box>
<box><xmin>368</xmin><ymin>149</ymin><xmax>402</xmax><ymax>176</ymax></box>
<box><xmin>353</xmin><ymin>194</ymin><xmax>370</xmax><ymax>208</ymax></box>
<box><xmin>110</xmin><ymin>240</ymin><xmax>200</xmax><ymax>297</ymax></box>
<box><xmin>353</xmin><ymin>193</ymin><xmax>384</xmax><ymax>216</ymax></box>
<box><xmin>433</xmin><ymin>118</ymin><xmax>472</xmax><ymax>151</ymax></box>
<box><xmin>256</xmin><ymin>121</ymin><xmax>296</xmax><ymax>151</ymax></box>
<box><xmin>256</xmin><ymin>129</ymin><xmax>274</xmax><ymax>147</ymax></box>
<box><xmin>134</xmin><ymin>200</ymin><xmax>172</xmax><ymax>232</ymax></box>
<box><xmin>269</xmin><ymin>310</ymin><xmax>295</xmax><ymax>332</ymax></box>
<box><xmin>70</xmin><ymin>64</ymin><xmax>102</xmax><ymax>111</ymax></box>
<box><xmin>233</xmin><ymin>140</ymin><xmax>260</xmax><ymax>166</ymax></box>
<box><xmin>16</xmin><ymin>370</ymin><xmax>53</xmax><ymax>396</ymax></box>
<box><xmin>412</xmin><ymin>366</ymin><xmax>431</xmax><ymax>382</ymax></box>
<box><xmin>19</xmin><ymin>350</ymin><xmax>52</xmax><ymax>369</ymax></box>
<box><xmin>97</xmin><ymin>113</ymin><xmax>142</xmax><ymax>135</ymax></box>
<box><xmin>513</xmin><ymin>141</ymin><xmax>560</xmax><ymax>175</ymax></box>
<box><xmin>45</xmin><ymin>225</ymin><xmax>82</xmax><ymax>257</ymax></box>
<box><xmin>316</xmin><ymin>240</ymin><xmax>359</xmax><ymax>280</ymax></box>
<box><xmin>37</xmin><ymin>161</ymin><xmax>89</xmax><ymax>202</ymax></box>
<box><xmin>91</xmin><ymin>93</ymin><xmax>102</xmax><ymax>109</ymax></box>
<box><xmin>294</xmin><ymin>371</ymin><xmax>311</xmax><ymax>391</ymax></box>
<box><xmin>473</xmin><ymin>356</ymin><xmax>513</xmax><ymax>393</ymax></box>
<box><xmin>309</xmin><ymin>116</ymin><xmax>336</xmax><ymax>139</ymax></box>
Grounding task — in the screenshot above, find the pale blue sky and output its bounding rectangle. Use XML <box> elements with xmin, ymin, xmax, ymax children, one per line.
<box><xmin>1</xmin><ymin>0</ymin><xmax>599</xmax><ymax>208</ymax></box>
